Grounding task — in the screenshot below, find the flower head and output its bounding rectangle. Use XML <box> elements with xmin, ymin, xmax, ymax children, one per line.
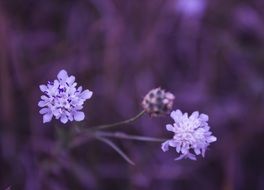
<box><xmin>161</xmin><ymin>110</ymin><xmax>216</xmax><ymax>160</ymax></box>
<box><xmin>38</xmin><ymin>70</ymin><xmax>93</xmax><ymax>124</ymax></box>
<box><xmin>142</xmin><ymin>88</ymin><xmax>175</xmax><ymax>117</ymax></box>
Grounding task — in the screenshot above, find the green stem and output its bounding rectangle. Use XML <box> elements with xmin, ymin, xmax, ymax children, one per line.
<box><xmin>89</xmin><ymin>110</ymin><xmax>145</xmax><ymax>130</ymax></box>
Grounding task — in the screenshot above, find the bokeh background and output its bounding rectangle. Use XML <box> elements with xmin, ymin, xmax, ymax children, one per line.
<box><xmin>1</xmin><ymin>0</ymin><xmax>264</xmax><ymax>189</ymax></box>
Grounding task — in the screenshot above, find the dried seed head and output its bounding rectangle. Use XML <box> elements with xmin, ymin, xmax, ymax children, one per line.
<box><xmin>142</xmin><ymin>88</ymin><xmax>175</xmax><ymax>117</ymax></box>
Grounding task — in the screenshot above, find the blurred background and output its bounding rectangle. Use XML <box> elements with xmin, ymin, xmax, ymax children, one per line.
<box><xmin>1</xmin><ymin>0</ymin><xmax>264</xmax><ymax>189</ymax></box>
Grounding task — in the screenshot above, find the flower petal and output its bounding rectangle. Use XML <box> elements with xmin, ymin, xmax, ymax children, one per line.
<box><xmin>57</xmin><ymin>70</ymin><xmax>68</xmax><ymax>81</ymax></box>
<box><xmin>166</xmin><ymin>124</ymin><xmax>175</xmax><ymax>132</ymax></box>
<box><xmin>170</xmin><ymin>110</ymin><xmax>182</xmax><ymax>122</ymax></box>
<box><xmin>194</xmin><ymin>148</ymin><xmax>201</xmax><ymax>155</ymax></box>
<box><xmin>161</xmin><ymin>141</ymin><xmax>170</xmax><ymax>152</ymax></box>
<box><xmin>169</xmin><ymin>140</ymin><xmax>177</xmax><ymax>147</ymax></box>
<box><xmin>39</xmin><ymin>108</ymin><xmax>49</xmax><ymax>114</ymax></box>
<box><xmin>39</xmin><ymin>85</ymin><xmax>47</xmax><ymax>92</ymax></box>
<box><xmin>174</xmin><ymin>154</ymin><xmax>186</xmax><ymax>160</ymax></box>
<box><xmin>77</xmin><ymin>86</ymin><xmax>83</xmax><ymax>92</ymax></box>
<box><xmin>66</xmin><ymin>76</ymin><xmax>75</xmax><ymax>85</ymax></box>
<box><xmin>41</xmin><ymin>95</ymin><xmax>49</xmax><ymax>100</ymax></box>
<box><xmin>80</xmin><ymin>90</ymin><xmax>93</xmax><ymax>99</ymax></box>
<box><xmin>207</xmin><ymin>136</ymin><xmax>217</xmax><ymax>143</ymax></box>
<box><xmin>60</xmin><ymin>115</ymin><xmax>68</xmax><ymax>124</ymax></box>
<box><xmin>181</xmin><ymin>143</ymin><xmax>188</xmax><ymax>154</ymax></box>
<box><xmin>190</xmin><ymin>111</ymin><xmax>199</xmax><ymax>120</ymax></box>
<box><xmin>43</xmin><ymin>113</ymin><xmax>53</xmax><ymax>123</ymax></box>
<box><xmin>53</xmin><ymin>109</ymin><xmax>61</xmax><ymax>117</ymax></box>
<box><xmin>38</xmin><ymin>101</ymin><xmax>46</xmax><ymax>107</ymax></box>
<box><xmin>74</xmin><ymin>111</ymin><xmax>85</xmax><ymax>121</ymax></box>
<box><xmin>53</xmin><ymin>80</ymin><xmax>59</xmax><ymax>88</ymax></box>
<box><xmin>199</xmin><ymin>113</ymin><xmax>209</xmax><ymax>122</ymax></box>
<box><xmin>176</xmin><ymin>144</ymin><xmax>181</xmax><ymax>153</ymax></box>
<box><xmin>186</xmin><ymin>153</ymin><xmax>197</xmax><ymax>160</ymax></box>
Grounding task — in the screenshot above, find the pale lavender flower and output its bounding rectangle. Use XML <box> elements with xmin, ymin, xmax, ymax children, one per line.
<box><xmin>38</xmin><ymin>70</ymin><xmax>93</xmax><ymax>124</ymax></box>
<box><xmin>161</xmin><ymin>110</ymin><xmax>217</xmax><ymax>160</ymax></box>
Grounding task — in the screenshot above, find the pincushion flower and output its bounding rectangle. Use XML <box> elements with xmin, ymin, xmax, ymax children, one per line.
<box><xmin>161</xmin><ymin>110</ymin><xmax>217</xmax><ymax>160</ymax></box>
<box><xmin>38</xmin><ymin>70</ymin><xmax>93</xmax><ymax>124</ymax></box>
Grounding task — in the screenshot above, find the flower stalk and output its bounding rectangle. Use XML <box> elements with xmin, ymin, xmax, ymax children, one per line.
<box><xmin>89</xmin><ymin>110</ymin><xmax>145</xmax><ymax>130</ymax></box>
<box><xmin>95</xmin><ymin>131</ymin><xmax>167</xmax><ymax>142</ymax></box>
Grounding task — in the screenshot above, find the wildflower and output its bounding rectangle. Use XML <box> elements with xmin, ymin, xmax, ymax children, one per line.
<box><xmin>38</xmin><ymin>70</ymin><xmax>93</xmax><ymax>124</ymax></box>
<box><xmin>161</xmin><ymin>110</ymin><xmax>217</xmax><ymax>160</ymax></box>
<box><xmin>142</xmin><ymin>88</ymin><xmax>175</xmax><ymax>117</ymax></box>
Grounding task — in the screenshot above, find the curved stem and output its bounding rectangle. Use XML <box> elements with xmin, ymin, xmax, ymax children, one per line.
<box><xmin>95</xmin><ymin>131</ymin><xmax>167</xmax><ymax>142</ymax></box>
<box><xmin>96</xmin><ymin>136</ymin><xmax>135</xmax><ymax>165</ymax></box>
<box><xmin>89</xmin><ymin>110</ymin><xmax>145</xmax><ymax>130</ymax></box>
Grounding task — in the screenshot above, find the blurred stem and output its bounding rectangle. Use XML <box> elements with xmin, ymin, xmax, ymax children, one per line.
<box><xmin>56</xmin><ymin>126</ymin><xmax>73</xmax><ymax>150</ymax></box>
<box><xmin>70</xmin><ymin>131</ymin><xmax>167</xmax><ymax>149</ymax></box>
<box><xmin>96</xmin><ymin>136</ymin><xmax>135</xmax><ymax>165</ymax></box>
<box><xmin>95</xmin><ymin>131</ymin><xmax>167</xmax><ymax>142</ymax></box>
<box><xmin>89</xmin><ymin>110</ymin><xmax>145</xmax><ymax>130</ymax></box>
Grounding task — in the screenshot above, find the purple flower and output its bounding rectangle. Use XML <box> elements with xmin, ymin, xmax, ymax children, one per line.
<box><xmin>38</xmin><ymin>70</ymin><xmax>93</xmax><ymax>124</ymax></box>
<box><xmin>161</xmin><ymin>110</ymin><xmax>217</xmax><ymax>160</ymax></box>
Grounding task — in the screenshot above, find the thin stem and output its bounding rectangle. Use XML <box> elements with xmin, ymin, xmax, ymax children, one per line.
<box><xmin>96</xmin><ymin>136</ymin><xmax>135</xmax><ymax>165</ymax></box>
<box><xmin>69</xmin><ymin>132</ymin><xmax>95</xmax><ymax>148</ymax></box>
<box><xmin>70</xmin><ymin>130</ymin><xmax>167</xmax><ymax>149</ymax></box>
<box><xmin>89</xmin><ymin>110</ymin><xmax>145</xmax><ymax>130</ymax></box>
<box><xmin>96</xmin><ymin>131</ymin><xmax>168</xmax><ymax>142</ymax></box>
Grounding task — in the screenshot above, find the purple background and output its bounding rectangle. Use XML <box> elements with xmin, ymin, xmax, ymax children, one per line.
<box><xmin>1</xmin><ymin>0</ymin><xmax>264</xmax><ymax>189</ymax></box>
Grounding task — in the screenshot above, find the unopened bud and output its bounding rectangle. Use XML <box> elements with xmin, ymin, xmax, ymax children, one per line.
<box><xmin>142</xmin><ymin>88</ymin><xmax>175</xmax><ymax>117</ymax></box>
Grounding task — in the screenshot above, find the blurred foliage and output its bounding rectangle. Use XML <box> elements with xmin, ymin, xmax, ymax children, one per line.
<box><xmin>1</xmin><ymin>0</ymin><xmax>264</xmax><ymax>189</ymax></box>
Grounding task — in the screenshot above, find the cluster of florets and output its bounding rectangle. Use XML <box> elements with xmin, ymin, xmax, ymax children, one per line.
<box><xmin>161</xmin><ymin>110</ymin><xmax>217</xmax><ymax>160</ymax></box>
<box><xmin>38</xmin><ymin>70</ymin><xmax>93</xmax><ymax>124</ymax></box>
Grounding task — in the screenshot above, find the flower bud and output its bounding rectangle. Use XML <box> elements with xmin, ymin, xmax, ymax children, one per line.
<box><xmin>142</xmin><ymin>88</ymin><xmax>175</xmax><ymax>117</ymax></box>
